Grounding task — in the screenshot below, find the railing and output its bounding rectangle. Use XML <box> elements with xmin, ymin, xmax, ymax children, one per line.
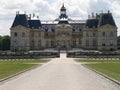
<box><xmin>0</xmin><ymin>51</ymin><xmax>60</xmax><ymax>59</ymax></box>
<box><xmin>67</xmin><ymin>51</ymin><xmax>120</xmax><ymax>59</ymax></box>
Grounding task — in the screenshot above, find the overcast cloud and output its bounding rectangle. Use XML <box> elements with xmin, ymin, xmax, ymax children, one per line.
<box><xmin>0</xmin><ymin>0</ymin><xmax>120</xmax><ymax>36</ymax></box>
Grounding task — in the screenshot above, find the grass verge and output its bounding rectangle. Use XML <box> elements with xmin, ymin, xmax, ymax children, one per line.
<box><xmin>0</xmin><ymin>59</ymin><xmax>49</xmax><ymax>79</ymax></box>
<box><xmin>75</xmin><ymin>59</ymin><xmax>120</xmax><ymax>63</ymax></box>
<box><xmin>85</xmin><ymin>63</ymin><xmax>120</xmax><ymax>82</ymax></box>
<box><xmin>75</xmin><ymin>59</ymin><xmax>120</xmax><ymax>82</ymax></box>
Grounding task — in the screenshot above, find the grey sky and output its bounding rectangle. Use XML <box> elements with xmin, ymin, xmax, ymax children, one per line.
<box><xmin>0</xmin><ymin>0</ymin><xmax>120</xmax><ymax>36</ymax></box>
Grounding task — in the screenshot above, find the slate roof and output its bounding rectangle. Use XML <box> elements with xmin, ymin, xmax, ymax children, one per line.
<box><xmin>61</xmin><ymin>4</ymin><xmax>66</xmax><ymax>11</ymax></box>
<box><xmin>85</xmin><ymin>12</ymin><xmax>116</xmax><ymax>29</ymax></box>
<box><xmin>11</xmin><ymin>14</ymin><xmax>29</xmax><ymax>28</ymax></box>
<box><xmin>28</xmin><ymin>20</ymin><xmax>42</xmax><ymax>29</ymax></box>
<box><xmin>99</xmin><ymin>13</ymin><xmax>116</xmax><ymax>27</ymax></box>
<box><xmin>11</xmin><ymin>14</ymin><xmax>42</xmax><ymax>29</ymax></box>
<box><xmin>85</xmin><ymin>19</ymin><xmax>99</xmax><ymax>28</ymax></box>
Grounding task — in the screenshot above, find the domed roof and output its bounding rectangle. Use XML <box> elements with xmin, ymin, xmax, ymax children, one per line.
<box><xmin>60</xmin><ymin>4</ymin><xmax>66</xmax><ymax>11</ymax></box>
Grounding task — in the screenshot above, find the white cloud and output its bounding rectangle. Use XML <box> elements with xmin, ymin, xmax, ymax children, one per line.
<box><xmin>0</xmin><ymin>0</ymin><xmax>120</xmax><ymax>35</ymax></box>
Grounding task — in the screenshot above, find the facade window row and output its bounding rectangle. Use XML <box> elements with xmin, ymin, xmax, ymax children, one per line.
<box><xmin>14</xmin><ymin>32</ymin><xmax>26</xmax><ymax>37</ymax></box>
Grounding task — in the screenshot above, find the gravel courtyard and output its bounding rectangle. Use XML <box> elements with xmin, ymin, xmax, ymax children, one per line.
<box><xmin>0</xmin><ymin>53</ymin><xmax>120</xmax><ymax>90</ymax></box>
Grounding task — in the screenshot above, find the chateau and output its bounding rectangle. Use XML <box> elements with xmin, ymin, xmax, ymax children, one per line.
<box><xmin>10</xmin><ymin>4</ymin><xmax>117</xmax><ymax>51</ymax></box>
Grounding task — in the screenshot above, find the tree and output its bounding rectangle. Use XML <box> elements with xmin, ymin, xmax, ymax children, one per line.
<box><xmin>0</xmin><ymin>36</ymin><xmax>2</xmax><ymax>50</ymax></box>
<box><xmin>1</xmin><ymin>35</ymin><xmax>10</xmax><ymax>50</ymax></box>
<box><xmin>117</xmin><ymin>36</ymin><xmax>120</xmax><ymax>49</ymax></box>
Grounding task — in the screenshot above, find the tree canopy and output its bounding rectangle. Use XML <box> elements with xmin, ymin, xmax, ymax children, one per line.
<box><xmin>0</xmin><ymin>35</ymin><xmax>10</xmax><ymax>50</ymax></box>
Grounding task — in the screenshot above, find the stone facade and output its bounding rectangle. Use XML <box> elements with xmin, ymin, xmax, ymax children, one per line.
<box><xmin>10</xmin><ymin>5</ymin><xmax>117</xmax><ymax>51</ymax></box>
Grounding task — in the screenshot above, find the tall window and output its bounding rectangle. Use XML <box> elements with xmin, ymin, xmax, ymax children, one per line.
<box><xmin>73</xmin><ymin>40</ymin><xmax>76</xmax><ymax>47</ymax></box>
<box><xmin>110</xmin><ymin>43</ymin><xmax>113</xmax><ymax>46</ymax></box>
<box><xmin>22</xmin><ymin>32</ymin><xmax>25</xmax><ymax>37</ymax></box>
<box><xmin>45</xmin><ymin>33</ymin><xmax>48</xmax><ymax>37</ymax></box>
<box><xmin>86</xmin><ymin>32</ymin><xmax>89</xmax><ymax>37</ymax></box>
<box><xmin>39</xmin><ymin>32</ymin><xmax>41</xmax><ymax>37</ymax></box>
<box><xmin>31</xmin><ymin>32</ymin><xmax>34</xmax><ymax>37</ymax></box>
<box><xmin>38</xmin><ymin>40</ymin><xmax>41</xmax><ymax>47</ymax></box>
<box><xmin>102</xmin><ymin>32</ymin><xmax>105</xmax><ymax>37</ymax></box>
<box><xmin>93</xmin><ymin>33</ymin><xmax>95</xmax><ymax>37</ymax></box>
<box><xmin>14</xmin><ymin>32</ymin><xmax>17</xmax><ymax>37</ymax></box>
<box><xmin>110</xmin><ymin>31</ymin><xmax>114</xmax><ymax>36</ymax></box>
<box><xmin>79</xmin><ymin>39</ymin><xmax>81</xmax><ymax>44</ymax></box>
<box><xmin>93</xmin><ymin>40</ymin><xmax>96</xmax><ymax>46</ymax></box>
<box><xmin>102</xmin><ymin>43</ymin><xmax>105</xmax><ymax>46</ymax></box>
<box><xmin>51</xmin><ymin>40</ymin><xmax>54</xmax><ymax>47</ymax></box>
<box><xmin>86</xmin><ymin>40</ymin><xmax>89</xmax><ymax>46</ymax></box>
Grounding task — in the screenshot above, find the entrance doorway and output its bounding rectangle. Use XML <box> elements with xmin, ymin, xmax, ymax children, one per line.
<box><xmin>57</xmin><ymin>40</ymin><xmax>70</xmax><ymax>50</ymax></box>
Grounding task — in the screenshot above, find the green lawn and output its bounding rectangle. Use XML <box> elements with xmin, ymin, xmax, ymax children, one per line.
<box><xmin>0</xmin><ymin>59</ymin><xmax>50</xmax><ymax>79</ymax></box>
<box><xmin>75</xmin><ymin>59</ymin><xmax>120</xmax><ymax>63</ymax></box>
<box><xmin>85</xmin><ymin>63</ymin><xmax>120</xmax><ymax>82</ymax></box>
<box><xmin>76</xmin><ymin>59</ymin><xmax>120</xmax><ymax>82</ymax></box>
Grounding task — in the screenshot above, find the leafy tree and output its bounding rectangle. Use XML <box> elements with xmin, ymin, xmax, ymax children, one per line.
<box><xmin>0</xmin><ymin>35</ymin><xmax>10</xmax><ymax>50</ymax></box>
<box><xmin>0</xmin><ymin>36</ymin><xmax>2</xmax><ymax>50</ymax></box>
<box><xmin>2</xmin><ymin>35</ymin><xmax>10</xmax><ymax>50</ymax></box>
<box><xmin>117</xmin><ymin>36</ymin><xmax>120</xmax><ymax>49</ymax></box>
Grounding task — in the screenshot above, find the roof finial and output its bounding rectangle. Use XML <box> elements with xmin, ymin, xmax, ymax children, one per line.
<box><xmin>62</xmin><ymin>0</ymin><xmax>65</xmax><ymax>7</ymax></box>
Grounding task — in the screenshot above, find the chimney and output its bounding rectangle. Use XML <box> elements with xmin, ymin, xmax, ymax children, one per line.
<box><xmin>96</xmin><ymin>13</ymin><xmax>98</xmax><ymax>19</ymax></box>
<box><xmin>96</xmin><ymin>13</ymin><xmax>98</xmax><ymax>16</ymax></box>
<box><xmin>37</xmin><ymin>16</ymin><xmax>39</xmax><ymax>19</ymax></box>
<box><xmin>101</xmin><ymin>10</ymin><xmax>103</xmax><ymax>14</ymax></box>
<box><xmin>16</xmin><ymin>11</ymin><xmax>19</xmax><ymax>15</ymax></box>
<box><xmin>18</xmin><ymin>11</ymin><xmax>19</xmax><ymax>14</ymax></box>
<box><xmin>33</xmin><ymin>13</ymin><xmax>35</xmax><ymax>18</ymax></box>
<box><xmin>108</xmin><ymin>10</ymin><xmax>110</xmax><ymax>13</ymax></box>
<box><xmin>24</xmin><ymin>11</ymin><xmax>26</xmax><ymax>14</ymax></box>
<box><xmin>92</xmin><ymin>12</ymin><xmax>94</xmax><ymax>18</ymax></box>
<box><xmin>29</xmin><ymin>14</ymin><xmax>31</xmax><ymax>20</ymax></box>
<box><xmin>88</xmin><ymin>15</ymin><xmax>90</xmax><ymax>19</ymax></box>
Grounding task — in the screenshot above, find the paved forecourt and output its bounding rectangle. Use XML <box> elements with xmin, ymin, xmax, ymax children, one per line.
<box><xmin>0</xmin><ymin>53</ymin><xmax>120</xmax><ymax>90</ymax></box>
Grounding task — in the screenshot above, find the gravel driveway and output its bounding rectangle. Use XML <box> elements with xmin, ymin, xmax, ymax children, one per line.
<box><xmin>0</xmin><ymin>53</ymin><xmax>120</xmax><ymax>90</ymax></box>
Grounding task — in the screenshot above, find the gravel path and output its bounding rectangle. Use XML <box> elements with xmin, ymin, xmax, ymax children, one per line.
<box><xmin>0</xmin><ymin>53</ymin><xmax>120</xmax><ymax>90</ymax></box>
